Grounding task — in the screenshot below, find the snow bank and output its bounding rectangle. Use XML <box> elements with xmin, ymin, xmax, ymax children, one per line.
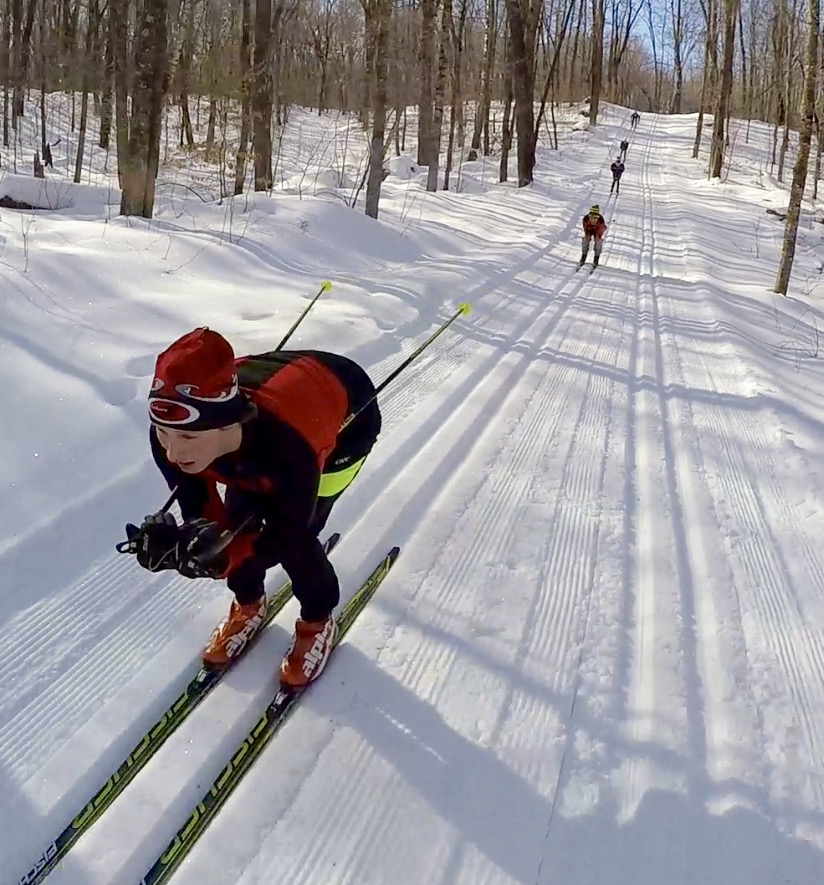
<box><xmin>385</xmin><ymin>155</ymin><xmax>421</xmax><ymax>180</ymax></box>
<box><xmin>277</xmin><ymin>166</ymin><xmax>355</xmax><ymax>196</ymax></box>
<box><xmin>0</xmin><ymin>171</ymin><xmax>120</xmax><ymax>216</ymax></box>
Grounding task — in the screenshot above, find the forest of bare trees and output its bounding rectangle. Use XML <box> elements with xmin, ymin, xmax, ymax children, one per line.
<box><xmin>0</xmin><ymin>0</ymin><xmax>822</xmax><ymax>255</ymax></box>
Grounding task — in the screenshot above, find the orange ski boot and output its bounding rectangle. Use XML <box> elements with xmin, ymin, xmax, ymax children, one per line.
<box><xmin>202</xmin><ymin>597</ymin><xmax>267</xmax><ymax>669</ymax></box>
<box><xmin>280</xmin><ymin>615</ymin><xmax>337</xmax><ymax>689</ymax></box>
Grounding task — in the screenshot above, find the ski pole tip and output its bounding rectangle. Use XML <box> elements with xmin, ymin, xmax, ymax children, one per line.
<box><xmin>458</xmin><ymin>302</ymin><xmax>471</xmax><ymax>315</ymax></box>
<box><xmin>320</xmin><ymin>280</ymin><xmax>332</xmax><ymax>292</ymax></box>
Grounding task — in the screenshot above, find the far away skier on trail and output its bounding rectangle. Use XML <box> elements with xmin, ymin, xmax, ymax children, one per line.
<box><xmin>579</xmin><ymin>204</ymin><xmax>607</xmax><ymax>269</ymax></box>
<box><xmin>610</xmin><ymin>158</ymin><xmax>625</xmax><ymax>195</ymax></box>
<box><xmin>123</xmin><ymin>328</ymin><xmax>382</xmax><ymax>688</ymax></box>
<box><xmin>631</xmin><ymin>111</ymin><xmax>640</xmax><ymax>129</ymax></box>
<box><xmin>619</xmin><ymin>139</ymin><xmax>629</xmax><ymax>161</ymax></box>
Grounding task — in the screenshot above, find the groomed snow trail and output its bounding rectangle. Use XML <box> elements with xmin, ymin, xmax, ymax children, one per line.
<box><xmin>10</xmin><ymin>113</ymin><xmax>824</xmax><ymax>885</ymax></box>
<box><xmin>171</xmin><ymin>121</ymin><xmax>824</xmax><ymax>884</ymax></box>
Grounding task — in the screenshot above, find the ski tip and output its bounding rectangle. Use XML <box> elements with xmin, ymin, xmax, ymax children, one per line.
<box><xmin>387</xmin><ymin>545</ymin><xmax>401</xmax><ymax>560</ymax></box>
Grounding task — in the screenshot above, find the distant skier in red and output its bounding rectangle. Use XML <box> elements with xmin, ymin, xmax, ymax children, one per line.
<box><xmin>579</xmin><ymin>204</ymin><xmax>607</xmax><ymax>269</ymax></box>
<box><xmin>124</xmin><ymin>328</ymin><xmax>381</xmax><ymax>687</ymax></box>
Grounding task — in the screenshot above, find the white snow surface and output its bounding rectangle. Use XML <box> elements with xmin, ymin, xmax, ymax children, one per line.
<box><xmin>3</xmin><ymin>104</ymin><xmax>824</xmax><ymax>884</ymax></box>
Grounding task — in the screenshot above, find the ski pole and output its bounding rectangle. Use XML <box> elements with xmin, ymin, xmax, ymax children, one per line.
<box><xmin>342</xmin><ymin>301</ymin><xmax>471</xmax><ymax>430</ymax></box>
<box><xmin>275</xmin><ymin>280</ymin><xmax>332</xmax><ymax>350</ymax></box>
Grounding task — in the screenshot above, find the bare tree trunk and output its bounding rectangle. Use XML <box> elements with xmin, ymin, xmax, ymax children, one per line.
<box><xmin>310</xmin><ymin>1</ymin><xmax>334</xmax><ymax>115</ymax></box>
<box><xmin>736</xmin><ymin>0</ymin><xmax>748</xmax><ymax>132</ymax></box>
<box><xmin>505</xmin><ymin>0</ymin><xmax>538</xmax><ymax>185</ymax></box>
<box><xmin>589</xmin><ymin>0</ymin><xmax>605</xmax><ymax>124</ymax></box>
<box><xmin>567</xmin><ymin>0</ymin><xmax>587</xmax><ymax>95</ymax></box>
<box><xmin>500</xmin><ymin>34</ymin><xmax>513</xmax><ymax>182</ymax></box>
<box><xmin>234</xmin><ymin>0</ymin><xmax>253</xmax><ymax>195</ymax></box>
<box><xmin>427</xmin><ymin>0</ymin><xmax>449</xmax><ymax>191</ymax></box>
<box><xmin>74</xmin><ymin>1</ymin><xmax>98</xmax><ymax>183</ymax></box>
<box><xmin>417</xmin><ymin>0</ymin><xmax>437</xmax><ymax>167</ymax></box>
<box><xmin>38</xmin><ymin>0</ymin><xmax>47</xmax><ymax>161</ymax></box>
<box><xmin>535</xmin><ymin>0</ymin><xmax>576</xmax><ymax>141</ymax></box>
<box><xmin>645</xmin><ymin>0</ymin><xmax>660</xmax><ymax>111</ymax></box>
<box><xmin>2</xmin><ymin>0</ymin><xmax>10</xmax><ymax>146</ymax></box>
<box><xmin>669</xmin><ymin>0</ymin><xmax>684</xmax><ymax>113</ymax></box>
<box><xmin>12</xmin><ymin>0</ymin><xmax>37</xmax><ymax>126</ymax></box>
<box><xmin>205</xmin><ymin>97</ymin><xmax>217</xmax><ymax>155</ymax></box>
<box><xmin>252</xmin><ymin>0</ymin><xmax>273</xmax><ymax>190</ymax></box>
<box><xmin>177</xmin><ymin>0</ymin><xmax>196</xmax><ymax>149</ymax></box>
<box><xmin>472</xmin><ymin>0</ymin><xmax>497</xmax><ymax>153</ymax></box>
<box><xmin>693</xmin><ymin>0</ymin><xmax>717</xmax><ymax>158</ymax></box>
<box><xmin>778</xmin><ymin>3</ymin><xmax>796</xmax><ymax>182</ymax></box>
<box><xmin>775</xmin><ymin>0</ymin><xmax>819</xmax><ymax>294</ymax></box>
<box><xmin>709</xmin><ymin>0</ymin><xmax>738</xmax><ymax>179</ymax></box>
<box><xmin>444</xmin><ymin>0</ymin><xmax>458</xmax><ymax>190</ymax></box>
<box><xmin>362</xmin><ymin>0</ymin><xmax>391</xmax><ymax>218</ymax></box>
<box><xmin>119</xmin><ymin>0</ymin><xmax>168</xmax><ymax>217</ymax></box>
<box><xmin>111</xmin><ymin>0</ymin><xmax>131</xmax><ymax>189</ymax></box>
<box><xmin>99</xmin><ymin>17</ymin><xmax>114</xmax><ymax>149</ymax></box>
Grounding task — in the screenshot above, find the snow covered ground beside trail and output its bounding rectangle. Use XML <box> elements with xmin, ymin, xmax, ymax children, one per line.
<box><xmin>3</xmin><ymin>100</ymin><xmax>824</xmax><ymax>885</ymax></box>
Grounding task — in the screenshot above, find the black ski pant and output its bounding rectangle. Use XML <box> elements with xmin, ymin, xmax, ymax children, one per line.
<box><xmin>229</xmin><ymin>399</ymin><xmax>381</xmax><ymax>618</ymax></box>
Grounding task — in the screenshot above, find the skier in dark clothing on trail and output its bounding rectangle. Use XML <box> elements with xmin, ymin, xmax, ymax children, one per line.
<box><xmin>610</xmin><ymin>158</ymin><xmax>625</xmax><ymax>195</ymax></box>
<box><xmin>630</xmin><ymin>111</ymin><xmax>640</xmax><ymax>129</ymax></box>
<box><xmin>124</xmin><ymin>328</ymin><xmax>381</xmax><ymax>688</ymax></box>
<box><xmin>579</xmin><ymin>204</ymin><xmax>607</xmax><ymax>269</ymax></box>
<box><xmin>619</xmin><ymin>139</ymin><xmax>629</xmax><ymax>161</ymax></box>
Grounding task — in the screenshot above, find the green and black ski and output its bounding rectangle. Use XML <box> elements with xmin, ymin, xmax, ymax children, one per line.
<box><xmin>18</xmin><ymin>533</ymin><xmax>341</xmax><ymax>885</ymax></box>
<box><xmin>140</xmin><ymin>544</ymin><xmax>400</xmax><ymax>885</ymax></box>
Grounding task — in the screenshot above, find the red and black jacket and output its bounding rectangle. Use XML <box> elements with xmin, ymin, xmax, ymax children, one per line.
<box><xmin>151</xmin><ymin>350</ymin><xmax>381</xmax><ymax>606</ymax></box>
<box><xmin>582</xmin><ymin>214</ymin><xmax>607</xmax><ymax>237</ymax></box>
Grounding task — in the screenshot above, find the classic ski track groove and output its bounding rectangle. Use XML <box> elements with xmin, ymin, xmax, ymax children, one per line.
<box><xmin>536</xmin><ymin>123</ymin><xmax>666</xmax><ymax>881</ymax></box>
<box><xmin>656</xmin><ymin>200</ymin><xmax>824</xmax><ymax>815</ymax></box>
<box><xmin>602</xmin><ymin>120</ymin><xmax>694</xmax><ymax>824</ymax></box>
<box><xmin>648</xmin><ymin>172</ymin><xmax>768</xmax><ymax>803</ymax></box>
<box><xmin>372</xmin><ymin>193</ymin><xmax>602</xmax><ymax>434</ymax></box>
<box><xmin>0</xmin><ymin>566</ymin><xmax>210</xmax><ymax>773</ymax></box>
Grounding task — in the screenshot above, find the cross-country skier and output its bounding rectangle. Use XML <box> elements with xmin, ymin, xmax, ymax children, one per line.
<box><xmin>619</xmin><ymin>139</ymin><xmax>629</xmax><ymax>161</ymax></box>
<box><xmin>630</xmin><ymin>111</ymin><xmax>640</xmax><ymax>129</ymax></box>
<box><xmin>125</xmin><ymin>328</ymin><xmax>381</xmax><ymax>687</ymax></box>
<box><xmin>579</xmin><ymin>204</ymin><xmax>607</xmax><ymax>269</ymax></box>
<box><xmin>610</xmin><ymin>158</ymin><xmax>625</xmax><ymax>195</ymax></box>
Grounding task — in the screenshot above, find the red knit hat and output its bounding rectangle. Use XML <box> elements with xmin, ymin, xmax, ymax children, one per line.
<box><xmin>148</xmin><ymin>328</ymin><xmax>251</xmax><ymax>430</ymax></box>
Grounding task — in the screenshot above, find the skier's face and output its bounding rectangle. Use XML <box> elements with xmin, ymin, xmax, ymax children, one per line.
<box><xmin>154</xmin><ymin>424</ymin><xmax>240</xmax><ymax>473</ymax></box>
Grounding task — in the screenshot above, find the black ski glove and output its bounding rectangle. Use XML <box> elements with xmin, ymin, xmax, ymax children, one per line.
<box><xmin>175</xmin><ymin>519</ymin><xmax>229</xmax><ymax>580</ymax></box>
<box><xmin>124</xmin><ymin>511</ymin><xmax>184</xmax><ymax>572</ymax></box>
<box><xmin>123</xmin><ymin>515</ymin><xmax>229</xmax><ymax>579</ymax></box>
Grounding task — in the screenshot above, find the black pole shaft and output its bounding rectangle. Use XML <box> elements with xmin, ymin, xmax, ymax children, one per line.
<box><xmin>342</xmin><ymin>302</ymin><xmax>471</xmax><ymax>430</ymax></box>
<box><xmin>275</xmin><ymin>280</ymin><xmax>332</xmax><ymax>350</ymax></box>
